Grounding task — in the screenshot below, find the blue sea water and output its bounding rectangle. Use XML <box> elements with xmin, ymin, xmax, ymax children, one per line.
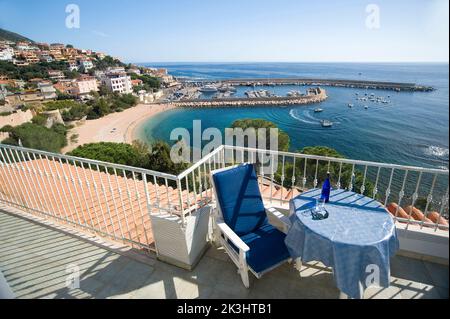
<box><xmin>137</xmin><ymin>63</ymin><xmax>449</xmax><ymax>169</ymax></box>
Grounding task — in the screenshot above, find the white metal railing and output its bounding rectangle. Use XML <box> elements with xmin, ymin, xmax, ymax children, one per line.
<box><xmin>0</xmin><ymin>143</ymin><xmax>182</xmax><ymax>252</ymax></box>
<box><xmin>0</xmin><ymin>143</ymin><xmax>448</xmax><ymax>254</ymax></box>
<box><xmin>180</xmin><ymin>145</ymin><xmax>449</xmax><ymax>232</ymax></box>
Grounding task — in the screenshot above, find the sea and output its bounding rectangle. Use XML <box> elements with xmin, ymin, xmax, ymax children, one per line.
<box><xmin>136</xmin><ymin>63</ymin><xmax>449</xmax><ymax>170</ymax></box>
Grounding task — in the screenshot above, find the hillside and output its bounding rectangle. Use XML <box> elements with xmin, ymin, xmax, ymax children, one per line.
<box><xmin>0</xmin><ymin>28</ymin><xmax>34</xmax><ymax>43</ymax></box>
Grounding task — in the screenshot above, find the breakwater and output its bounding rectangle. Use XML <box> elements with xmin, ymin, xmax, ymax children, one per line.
<box><xmin>173</xmin><ymin>87</ymin><xmax>327</xmax><ymax>107</ymax></box>
<box><xmin>184</xmin><ymin>78</ymin><xmax>434</xmax><ymax>92</ymax></box>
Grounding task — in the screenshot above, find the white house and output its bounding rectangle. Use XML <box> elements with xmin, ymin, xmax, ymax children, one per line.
<box><xmin>107</xmin><ymin>66</ymin><xmax>126</xmax><ymax>74</ymax></box>
<box><xmin>101</xmin><ymin>72</ymin><xmax>133</xmax><ymax>94</ymax></box>
<box><xmin>74</xmin><ymin>76</ymin><xmax>99</xmax><ymax>96</ymax></box>
<box><xmin>68</xmin><ymin>61</ymin><xmax>79</xmax><ymax>72</ymax></box>
<box><xmin>0</xmin><ymin>47</ymin><xmax>14</xmax><ymax>61</ymax></box>
<box><xmin>79</xmin><ymin>60</ymin><xmax>94</xmax><ymax>73</ymax></box>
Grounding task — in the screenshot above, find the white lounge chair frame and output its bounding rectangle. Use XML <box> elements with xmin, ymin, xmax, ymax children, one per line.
<box><xmin>210</xmin><ymin>164</ymin><xmax>292</xmax><ymax>288</ymax></box>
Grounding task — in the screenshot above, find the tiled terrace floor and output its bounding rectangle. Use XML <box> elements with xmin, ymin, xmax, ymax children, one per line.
<box><xmin>0</xmin><ymin>208</ymin><xmax>448</xmax><ymax>299</ymax></box>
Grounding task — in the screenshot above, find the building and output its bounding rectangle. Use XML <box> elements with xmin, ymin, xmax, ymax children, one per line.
<box><xmin>40</xmin><ymin>54</ymin><xmax>54</xmax><ymax>63</ymax></box>
<box><xmin>18</xmin><ymin>51</ymin><xmax>39</xmax><ymax>64</ymax></box>
<box><xmin>15</xmin><ymin>42</ymin><xmax>35</xmax><ymax>51</ymax></box>
<box><xmin>53</xmin><ymin>80</ymin><xmax>77</xmax><ymax>96</ymax></box>
<box><xmin>128</xmin><ymin>67</ymin><xmax>141</xmax><ymax>75</ymax></box>
<box><xmin>73</xmin><ymin>76</ymin><xmax>99</xmax><ymax>96</ymax></box>
<box><xmin>107</xmin><ymin>66</ymin><xmax>126</xmax><ymax>74</ymax></box>
<box><xmin>35</xmin><ymin>42</ymin><xmax>50</xmax><ymax>50</ymax></box>
<box><xmin>101</xmin><ymin>72</ymin><xmax>133</xmax><ymax>94</ymax></box>
<box><xmin>79</xmin><ymin>60</ymin><xmax>94</xmax><ymax>73</ymax></box>
<box><xmin>38</xmin><ymin>82</ymin><xmax>57</xmax><ymax>100</ymax></box>
<box><xmin>49</xmin><ymin>49</ymin><xmax>65</xmax><ymax>61</ymax></box>
<box><xmin>68</xmin><ymin>61</ymin><xmax>79</xmax><ymax>72</ymax></box>
<box><xmin>50</xmin><ymin>43</ymin><xmax>65</xmax><ymax>50</ymax></box>
<box><xmin>95</xmin><ymin>52</ymin><xmax>106</xmax><ymax>60</ymax></box>
<box><xmin>12</xmin><ymin>59</ymin><xmax>29</xmax><ymax>67</ymax></box>
<box><xmin>5</xmin><ymin>92</ymin><xmax>44</xmax><ymax>106</ymax></box>
<box><xmin>131</xmin><ymin>79</ymin><xmax>143</xmax><ymax>87</ymax></box>
<box><xmin>48</xmin><ymin>70</ymin><xmax>66</xmax><ymax>80</ymax></box>
<box><xmin>53</xmin><ymin>76</ymin><xmax>99</xmax><ymax>97</ymax></box>
<box><xmin>0</xmin><ymin>47</ymin><xmax>14</xmax><ymax>61</ymax></box>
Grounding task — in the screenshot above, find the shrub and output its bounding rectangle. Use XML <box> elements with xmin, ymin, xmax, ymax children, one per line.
<box><xmin>4</xmin><ymin>123</ymin><xmax>67</xmax><ymax>152</ymax></box>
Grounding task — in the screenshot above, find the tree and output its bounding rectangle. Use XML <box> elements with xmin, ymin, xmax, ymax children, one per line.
<box><xmin>147</xmin><ymin>140</ymin><xmax>189</xmax><ymax>175</ymax></box>
<box><xmin>276</xmin><ymin>146</ymin><xmax>375</xmax><ymax>197</ymax></box>
<box><xmin>31</xmin><ymin>114</ymin><xmax>48</xmax><ymax>126</ymax></box>
<box><xmin>130</xmin><ymin>73</ymin><xmax>161</xmax><ymax>90</ymax></box>
<box><xmin>61</xmin><ymin>103</ymin><xmax>90</xmax><ymax>121</ymax></box>
<box><xmin>88</xmin><ymin>98</ymin><xmax>110</xmax><ymax>119</ymax></box>
<box><xmin>231</xmin><ymin>119</ymin><xmax>290</xmax><ymax>151</ymax></box>
<box><xmin>3</xmin><ymin>123</ymin><xmax>67</xmax><ymax>152</ymax></box>
<box><xmin>68</xmin><ymin>142</ymin><xmax>149</xmax><ymax>168</ymax></box>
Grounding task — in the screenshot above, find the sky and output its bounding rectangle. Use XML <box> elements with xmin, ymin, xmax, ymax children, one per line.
<box><xmin>0</xmin><ymin>0</ymin><xmax>448</xmax><ymax>63</ymax></box>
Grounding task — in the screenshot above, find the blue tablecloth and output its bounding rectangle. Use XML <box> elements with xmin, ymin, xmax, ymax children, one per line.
<box><xmin>285</xmin><ymin>189</ymin><xmax>399</xmax><ymax>299</ymax></box>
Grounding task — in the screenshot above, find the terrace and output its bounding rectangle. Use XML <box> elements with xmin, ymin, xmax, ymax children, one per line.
<box><xmin>0</xmin><ymin>144</ymin><xmax>448</xmax><ymax>299</ymax></box>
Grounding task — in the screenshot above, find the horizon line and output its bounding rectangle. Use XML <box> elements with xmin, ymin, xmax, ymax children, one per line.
<box><xmin>131</xmin><ymin>61</ymin><xmax>450</xmax><ymax>65</ymax></box>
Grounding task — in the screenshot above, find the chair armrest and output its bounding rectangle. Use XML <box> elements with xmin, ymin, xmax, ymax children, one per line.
<box><xmin>216</xmin><ymin>221</ymin><xmax>250</xmax><ymax>253</ymax></box>
<box><xmin>265</xmin><ymin>206</ymin><xmax>291</xmax><ymax>234</ymax></box>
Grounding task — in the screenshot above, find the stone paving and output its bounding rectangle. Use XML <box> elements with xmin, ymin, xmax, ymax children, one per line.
<box><xmin>0</xmin><ymin>209</ymin><xmax>448</xmax><ymax>299</ymax></box>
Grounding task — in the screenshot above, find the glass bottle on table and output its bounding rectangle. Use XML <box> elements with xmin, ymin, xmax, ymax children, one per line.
<box><xmin>321</xmin><ymin>172</ymin><xmax>331</xmax><ymax>203</ymax></box>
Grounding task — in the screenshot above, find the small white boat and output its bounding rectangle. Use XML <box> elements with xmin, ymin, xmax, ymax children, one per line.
<box><xmin>364</xmin><ymin>105</ymin><xmax>369</xmax><ymax>109</ymax></box>
<box><xmin>320</xmin><ymin>120</ymin><xmax>333</xmax><ymax>127</ymax></box>
<box><xmin>314</xmin><ymin>108</ymin><xmax>324</xmax><ymax>113</ymax></box>
<box><xmin>199</xmin><ymin>85</ymin><xmax>218</xmax><ymax>93</ymax></box>
<box><xmin>348</xmin><ymin>103</ymin><xmax>354</xmax><ymax>108</ymax></box>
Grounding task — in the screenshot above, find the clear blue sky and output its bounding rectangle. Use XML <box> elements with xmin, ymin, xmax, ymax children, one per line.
<box><xmin>0</xmin><ymin>0</ymin><xmax>448</xmax><ymax>63</ymax></box>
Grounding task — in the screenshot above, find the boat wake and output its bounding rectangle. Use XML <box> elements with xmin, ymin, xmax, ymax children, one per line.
<box><xmin>289</xmin><ymin>109</ymin><xmax>341</xmax><ymax>126</ymax></box>
<box><xmin>424</xmin><ymin>145</ymin><xmax>449</xmax><ymax>160</ymax></box>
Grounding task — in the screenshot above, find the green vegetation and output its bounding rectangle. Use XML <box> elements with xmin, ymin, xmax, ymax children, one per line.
<box><xmin>42</xmin><ymin>93</ymin><xmax>138</xmax><ymax>121</ymax></box>
<box><xmin>229</xmin><ymin>119</ymin><xmax>375</xmax><ymax>196</ymax></box>
<box><xmin>92</xmin><ymin>56</ymin><xmax>125</xmax><ymax>71</ymax></box>
<box><xmin>43</xmin><ymin>100</ymin><xmax>89</xmax><ymax>121</ymax></box>
<box><xmin>44</xmin><ymin>100</ymin><xmax>82</xmax><ymax>111</ymax></box>
<box><xmin>231</xmin><ymin>119</ymin><xmax>290</xmax><ymax>151</ymax></box>
<box><xmin>0</xmin><ymin>28</ymin><xmax>34</xmax><ymax>43</ymax></box>
<box><xmin>0</xmin><ymin>60</ymin><xmax>77</xmax><ymax>82</ymax></box>
<box><xmin>31</xmin><ymin>114</ymin><xmax>47</xmax><ymax>126</ymax></box>
<box><xmin>68</xmin><ymin>140</ymin><xmax>188</xmax><ymax>175</ymax></box>
<box><xmin>130</xmin><ymin>73</ymin><xmax>161</xmax><ymax>92</ymax></box>
<box><xmin>1</xmin><ymin>123</ymin><xmax>68</xmax><ymax>153</ymax></box>
<box><xmin>145</xmin><ymin>140</ymin><xmax>189</xmax><ymax>175</ymax></box>
<box><xmin>275</xmin><ymin>146</ymin><xmax>375</xmax><ymax>197</ymax></box>
<box><xmin>86</xmin><ymin>93</ymin><xmax>138</xmax><ymax>119</ymax></box>
<box><xmin>68</xmin><ymin>142</ymin><xmax>149</xmax><ymax>168</ymax></box>
<box><xmin>0</xmin><ymin>111</ymin><xmax>13</xmax><ymax>116</ymax></box>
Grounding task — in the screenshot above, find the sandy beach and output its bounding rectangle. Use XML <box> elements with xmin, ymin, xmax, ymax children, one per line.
<box><xmin>62</xmin><ymin>103</ymin><xmax>176</xmax><ymax>153</ymax></box>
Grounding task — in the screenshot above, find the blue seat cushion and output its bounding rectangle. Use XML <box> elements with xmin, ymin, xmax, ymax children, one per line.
<box><xmin>213</xmin><ymin>164</ymin><xmax>267</xmax><ymax>236</ymax></box>
<box><xmin>229</xmin><ymin>223</ymin><xmax>290</xmax><ymax>273</ymax></box>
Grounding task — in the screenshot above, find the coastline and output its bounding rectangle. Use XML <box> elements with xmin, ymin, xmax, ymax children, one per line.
<box><xmin>62</xmin><ymin>103</ymin><xmax>176</xmax><ymax>153</ymax></box>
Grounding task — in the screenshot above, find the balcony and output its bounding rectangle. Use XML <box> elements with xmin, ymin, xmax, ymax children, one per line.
<box><xmin>0</xmin><ymin>144</ymin><xmax>448</xmax><ymax>299</ymax></box>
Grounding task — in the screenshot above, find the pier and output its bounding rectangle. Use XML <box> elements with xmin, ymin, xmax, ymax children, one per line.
<box><xmin>172</xmin><ymin>87</ymin><xmax>328</xmax><ymax>107</ymax></box>
<box><xmin>182</xmin><ymin>78</ymin><xmax>434</xmax><ymax>92</ymax></box>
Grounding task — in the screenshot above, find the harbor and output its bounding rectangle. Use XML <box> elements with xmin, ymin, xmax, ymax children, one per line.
<box><xmin>182</xmin><ymin>78</ymin><xmax>435</xmax><ymax>92</ymax></box>
<box><xmin>171</xmin><ymin>87</ymin><xmax>328</xmax><ymax>107</ymax></box>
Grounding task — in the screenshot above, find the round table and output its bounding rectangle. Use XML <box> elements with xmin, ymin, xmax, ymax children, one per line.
<box><xmin>285</xmin><ymin>188</ymin><xmax>399</xmax><ymax>299</ymax></box>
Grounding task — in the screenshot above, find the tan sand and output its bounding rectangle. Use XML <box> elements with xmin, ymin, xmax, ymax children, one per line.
<box><xmin>62</xmin><ymin>103</ymin><xmax>176</xmax><ymax>153</ymax></box>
